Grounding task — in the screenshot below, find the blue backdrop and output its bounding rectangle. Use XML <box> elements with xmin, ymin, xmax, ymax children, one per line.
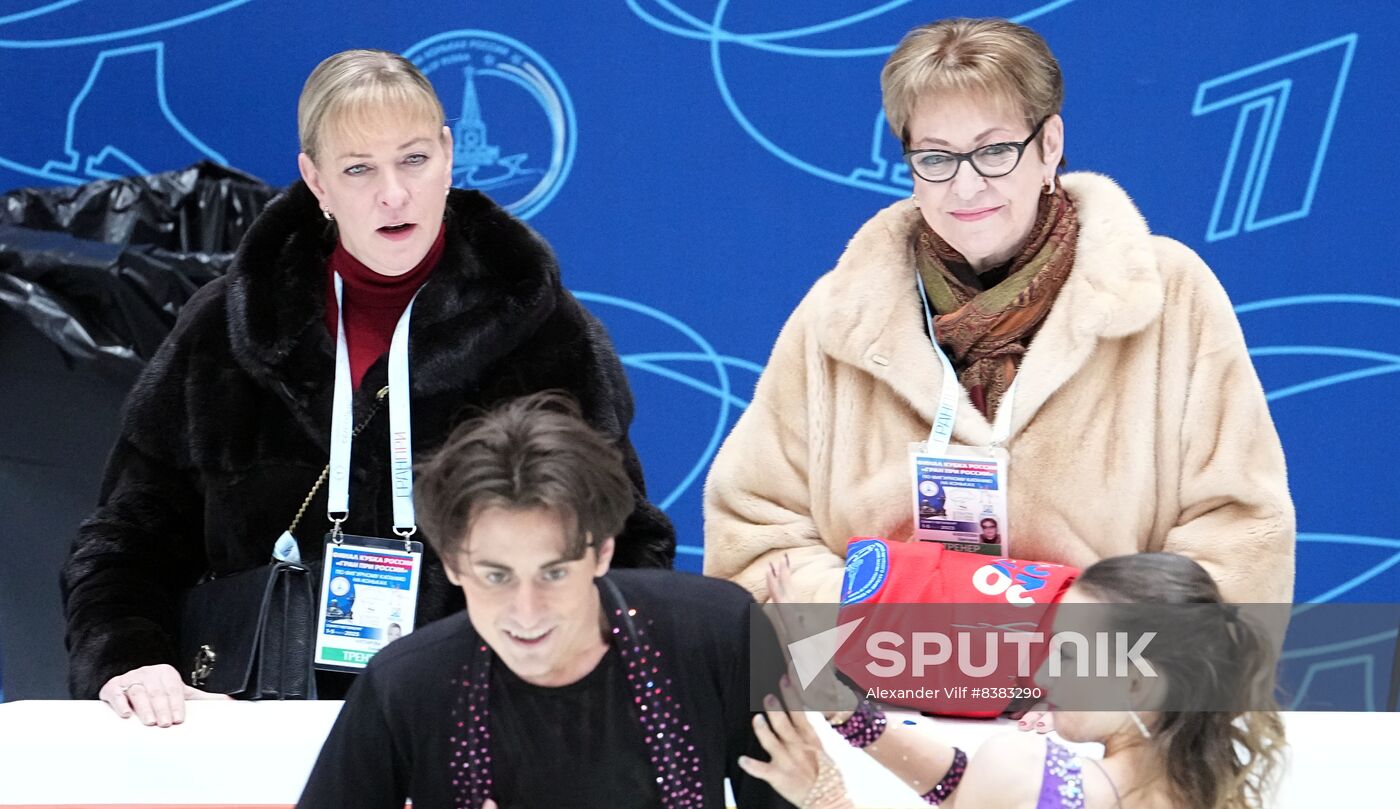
<box><xmin>2</xmin><ymin>1</ymin><xmax>1396</xmax><ymax>705</ymax></box>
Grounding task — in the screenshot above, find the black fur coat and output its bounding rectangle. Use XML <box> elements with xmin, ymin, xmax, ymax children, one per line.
<box><xmin>60</xmin><ymin>182</ymin><xmax>674</xmax><ymax>698</ymax></box>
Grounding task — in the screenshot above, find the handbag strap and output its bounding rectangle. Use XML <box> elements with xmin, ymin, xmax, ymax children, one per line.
<box><xmin>286</xmin><ymin>386</ymin><xmax>389</xmax><ymax>535</ymax></box>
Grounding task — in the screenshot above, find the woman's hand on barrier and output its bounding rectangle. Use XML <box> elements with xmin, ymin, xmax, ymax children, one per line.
<box><xmin>739</xmin><ymin>692</ymin><xmax>852</xmax><ymax>809</ymax></box>
<box><xmin>766</xmin><ymin>556</ymin><xmax>859</xmax><ymax>723</ymax></box>
<box><xmin>99</xmin><ymin>664</ymin><xmax>231</xmax><ymax>726</ymax></box>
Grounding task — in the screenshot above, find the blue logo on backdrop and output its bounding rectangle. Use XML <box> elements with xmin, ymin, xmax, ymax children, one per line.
<box><xmin>404</xmin><ymin>31</ymin><xmax>577</xmax><ymax>220</ymax></box>
<box><xmin>1192</xmin><ymin>34</ymin><xmax>1358</xmax><ymax>242</ymax></box>
<box><xmin>0</xmin><ymin>40</ymin><xmax>227</xmax><ymax>184</ymax></box>
<box><xmin>0</xmin><ymin>0</ymin><xmax>254</xmax><ymax>49</ymax></box>
<box><xmin>571</xmin><ymin>291</ymin><xmax>764</xmax><ymax>560</ymax></box>
<box><xmin>45</xmin><ymin>42</ymin><xmax>225</xmax><ymax>181</ymax></box>
<box><xmin>625</xmin><ymin>0</ymin><xmax>1077</xmax><ymax>198</ymax></box>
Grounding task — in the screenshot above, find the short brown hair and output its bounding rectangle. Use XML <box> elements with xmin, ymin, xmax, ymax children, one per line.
<box><xmin>414</xmin><ymin>392</ymin><xmax>634</xmax><ymax>565</ymax></box>
<box><xmin>881</xmin><ymin>18</ymin><xmax>1064</xmax><ymax>147</ymax></box>
<box><xmin>297</xmin><ymin>49</ymin><xmax>445</xmax><ymax>161</ymax></box>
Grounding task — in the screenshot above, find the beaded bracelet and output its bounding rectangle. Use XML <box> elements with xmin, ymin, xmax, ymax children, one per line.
<box><xmin>829</xmin><ymin>699</ymin><xmax>887</xmax><ymax>748</ymax></box>
<box><xmin>920</xmin><ymin>747</ymin><xmax>968</xmax><ymax>805</ymax></box>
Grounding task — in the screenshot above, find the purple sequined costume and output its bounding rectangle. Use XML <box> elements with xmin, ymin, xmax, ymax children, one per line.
<box><xmin>1035</xmin><ymin>739</ymin><xmax>1085</xmax><ymax>809</ymax></box>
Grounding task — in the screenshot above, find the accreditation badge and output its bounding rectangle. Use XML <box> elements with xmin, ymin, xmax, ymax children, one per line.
<box><xmin>908</xmin><ymin>442</ymin><xmax>1010</xmax><ymax>557</ymax></box>
<box><xmin>313</xmin><ymin>533</ymin><xmax>423</xmax><ymax>672</ymax></box>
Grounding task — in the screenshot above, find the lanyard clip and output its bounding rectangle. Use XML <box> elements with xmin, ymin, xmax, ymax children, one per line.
<box><xmin>394</xmin><ymin>525</ymin><xmax>417</xmax><ymax>552</ymax></box>
<box><xmin>329</xmin><ymin>514</ymin><xmax>347</xmax><ymax>544</ymax></box>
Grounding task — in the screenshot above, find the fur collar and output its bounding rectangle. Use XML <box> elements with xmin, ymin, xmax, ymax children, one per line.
<box><xmin>225</xmin><ymin>181</ymin><xmax>564</xmax><ymax>442</ymax></box>
<box><xmin>816</xmin><ymin>171</ymin><xmax>1165</xmax><ymax>445</ymax></box>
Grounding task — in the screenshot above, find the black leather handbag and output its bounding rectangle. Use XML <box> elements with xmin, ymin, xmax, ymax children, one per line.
<box><xmin>174</xmin><ymin>390</ymin><xmax>387</xmax><ymax>699</ymax></box>
<box><xmin>175</xmin><ymin>559</ymin><xmax>319</xmax><ymax>700</ymax></box>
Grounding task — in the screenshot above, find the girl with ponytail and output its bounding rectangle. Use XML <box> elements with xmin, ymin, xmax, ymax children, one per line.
<box><xmin>743</xmin><ymin>552</ymin><xmax>1287</xmax><ymax>809</ymax></box>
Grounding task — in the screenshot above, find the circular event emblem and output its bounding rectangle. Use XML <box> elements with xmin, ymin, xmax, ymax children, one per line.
<box><xmin>329</xmin><ymin>577</ymin><xmax>351</xmax><ymax>597</ymax></box>
<box><xmin>841</xmin><ymin>538</ymin><xmax>890</xmax><ymax>605</ymax></box>
<box><xmin>919</xmin><ymin>480</ymin><xmax>940</xmax><ymax>497</ymax></box>
<box><xmin>404</xmin><ymin>31</ymin><xmax>576</xmax><ymax>220</ymax></box>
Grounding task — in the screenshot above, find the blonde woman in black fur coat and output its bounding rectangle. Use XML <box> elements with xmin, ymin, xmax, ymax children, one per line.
<box><xmin>60</xmin><ymin>49</ymin><xmax>673</xmax><ymax>725</ymax></box>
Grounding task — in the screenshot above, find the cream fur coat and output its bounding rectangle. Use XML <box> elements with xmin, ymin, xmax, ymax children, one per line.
<box><xmin>703</xmin><ymin>172</ymin><xmax>1294</xmax><ymax>604</ymax></box>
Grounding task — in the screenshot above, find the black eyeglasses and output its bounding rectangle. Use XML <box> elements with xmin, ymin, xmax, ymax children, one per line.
<box><xmin>904</xmin><ymin>118</ymin><xmax>1047</xmax><ymax>183</ymax></box>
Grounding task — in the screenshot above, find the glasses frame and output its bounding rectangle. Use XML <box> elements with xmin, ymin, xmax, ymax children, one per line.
<box><xmin>903</xmin><ymin>117</ymin><xmax>1048</xmax><ymax>183</ymax></box>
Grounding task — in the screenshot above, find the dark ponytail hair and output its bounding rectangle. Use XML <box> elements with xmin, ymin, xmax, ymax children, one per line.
<box><xmin>1075</xmin><ymin>553</ymin><xmax>1286</xmax><ymax>809</ymax></box>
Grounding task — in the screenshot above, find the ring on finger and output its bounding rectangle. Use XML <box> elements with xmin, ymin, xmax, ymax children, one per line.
<box><xmin>117</xmin><ymin>682</ymin><xmax>145</xmax><ymax>695</ymax></box>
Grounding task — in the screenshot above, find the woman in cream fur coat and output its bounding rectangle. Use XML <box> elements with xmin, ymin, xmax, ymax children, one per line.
<box><xmin>703</xmin><ymin>18</ymin><xmax>1294</xmax><ymax>608</ymax></box>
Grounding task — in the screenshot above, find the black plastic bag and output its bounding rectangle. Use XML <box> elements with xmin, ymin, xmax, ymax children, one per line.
<box><xmin>0</xmin><ymin>162</ymin><xmax>277</xmax><ymax>372</ymax></box>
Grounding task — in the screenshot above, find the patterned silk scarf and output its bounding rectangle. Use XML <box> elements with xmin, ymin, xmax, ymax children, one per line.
<box><xmin>915</xmin><ymin>187</ymin><xmax>1080</xmax><ymax>420</ymax></box>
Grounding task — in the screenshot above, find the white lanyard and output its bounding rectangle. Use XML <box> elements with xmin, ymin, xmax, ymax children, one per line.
<box><xmin>915</xmin><ymin>271</ymin><xmax>1017</xmax><ymax>453</ymax></box>
<box><xmin>327</xmin><ymin>273</ymin><xmax>420</xmax><ymax>538</ymax></box>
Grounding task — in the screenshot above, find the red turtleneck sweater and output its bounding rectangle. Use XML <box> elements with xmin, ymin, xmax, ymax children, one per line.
<box><xmin>324</xmin><ymin>223</ymin><xmax>447</xmax><ymax>388</ymax></box>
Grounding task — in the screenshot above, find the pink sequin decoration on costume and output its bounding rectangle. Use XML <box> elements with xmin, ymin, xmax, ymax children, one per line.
<box><xmin>449</xmin><ymin>643</ymin><xmax>494</xmax><ymax>808</ymax></box>
<box><xmin>617</xmin><ymin>606</ymin><xmax>706</xmax><ymax>808</ymax></box>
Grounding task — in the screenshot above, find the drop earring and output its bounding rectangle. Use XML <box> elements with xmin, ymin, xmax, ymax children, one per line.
<box><xmin>1043</xmin><ymin>175</ymin><xmax>1057</xmax><ymax>195</ymax></box>
<box><xmin>322</xmin><ymin>207</ymin><xmax>334</xmax><ymax>221</ymax></box>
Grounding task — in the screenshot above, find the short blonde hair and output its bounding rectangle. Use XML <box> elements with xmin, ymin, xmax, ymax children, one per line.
<box><xmin>881</xmin><ymin>18</ymin><xmax>1063</xmax><ymax>147</ymax></box>
<box><xmin>297</xmin><ymin>49</ymin><xmax>445</xmax><ymax>161</ymax></box>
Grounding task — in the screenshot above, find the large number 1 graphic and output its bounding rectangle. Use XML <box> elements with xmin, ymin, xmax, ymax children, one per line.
<box><xmin>1192</xmin><ymin>34</ymin><xmax>1357</xmax><ymax>242</ymax></box>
